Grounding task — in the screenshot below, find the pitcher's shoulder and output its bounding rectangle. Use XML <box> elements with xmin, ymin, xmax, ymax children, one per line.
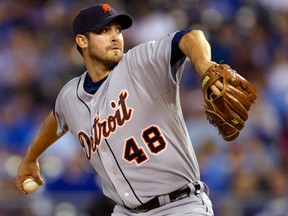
<box><xmin>58</xmin><ymin>73</ymin><xmax>86</xmax><ymax>97</ymax></box>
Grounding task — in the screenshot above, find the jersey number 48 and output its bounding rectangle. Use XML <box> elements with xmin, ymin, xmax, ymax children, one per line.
<box><xmin>123</xmin><ymin>125</ymin><xmax>167</xmax><ymax>165</ymax></box>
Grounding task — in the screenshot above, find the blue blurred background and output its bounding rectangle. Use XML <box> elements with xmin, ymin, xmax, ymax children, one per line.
<box><xmin>0</xmin><ymin>0</ymin><xmax>288</xmax><ymax>215</ymax></box>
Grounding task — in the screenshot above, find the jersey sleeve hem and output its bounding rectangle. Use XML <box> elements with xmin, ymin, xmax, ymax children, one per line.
<box><xmin>170</xmin><ymin>29</ymin><xmax>191</xmax><ymax>83</ymax></box>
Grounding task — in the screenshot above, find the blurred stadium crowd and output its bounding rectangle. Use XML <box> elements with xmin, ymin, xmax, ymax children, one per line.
<box><xmin>0</xmin><ymin>0</ymin><xmax>288</xmax><ymax>215</ymax></box>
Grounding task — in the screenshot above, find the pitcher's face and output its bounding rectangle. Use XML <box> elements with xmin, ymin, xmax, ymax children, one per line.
<box><xmin>86</xmin><ymin>23</ymin><xmax>124</xmax><ymax>69</ymax></box>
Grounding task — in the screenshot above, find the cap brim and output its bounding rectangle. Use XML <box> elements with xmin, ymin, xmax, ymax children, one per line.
<box><xmin>88</xmin><ymin>14</ymin><xmax>133</xmax><ymax>31</ymax></box>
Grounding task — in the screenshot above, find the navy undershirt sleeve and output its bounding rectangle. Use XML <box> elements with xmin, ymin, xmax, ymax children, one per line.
<box><xmin>170</xmin><ymin>29</ymin><xmax>191</xmax><ymax>68</ymax></box>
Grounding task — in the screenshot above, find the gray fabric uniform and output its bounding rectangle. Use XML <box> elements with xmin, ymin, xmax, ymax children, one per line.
<box><xmin>54</xmin><ymin>31</ymin><xmax>213</xmax><ymax>215</ymax></box>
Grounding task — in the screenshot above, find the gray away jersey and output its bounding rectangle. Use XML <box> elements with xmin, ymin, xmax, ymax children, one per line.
<box><xmin>54</xmin><ymin>31</ymin><xmax>200</xmax><ymax>208</ymax></box>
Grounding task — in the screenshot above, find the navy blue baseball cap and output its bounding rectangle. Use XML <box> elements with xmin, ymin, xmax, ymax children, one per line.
<box><xmin>73</xmin><ymin>4</ymin><xmax>133</xmax><ymax>36</ymax></box>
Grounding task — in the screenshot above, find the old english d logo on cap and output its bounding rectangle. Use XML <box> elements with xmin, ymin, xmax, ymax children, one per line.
<box><xmin>100</xmin><ymin>4</ymin><xmax>111</xmax><ymax>12</ymax></box>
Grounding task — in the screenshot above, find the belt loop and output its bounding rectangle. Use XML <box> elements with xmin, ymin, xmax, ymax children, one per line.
<box><xmin>158</xmin><ymin>194</ymin><xmax>170</xmax><ymax>206</ymax></box>
<box><xmin>187</xmin><ymin>182</ymin><xmax>195</xmax><ymax>194</ymax></box>
<box><xmin>163</xmin><ymin>194</ymin><xmax>170</xmax><ymax>205</ymax></box>
<box><xmin>158</xmin><ymin>195</ymin><xmax>165</xmax><ymax>206</ymax></box>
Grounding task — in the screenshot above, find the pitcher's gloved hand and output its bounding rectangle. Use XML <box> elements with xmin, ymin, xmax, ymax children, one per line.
<box><xmin>201</xmin><ymin>64</ymin><xmax>257</xmax><ymax>141</ymax></box>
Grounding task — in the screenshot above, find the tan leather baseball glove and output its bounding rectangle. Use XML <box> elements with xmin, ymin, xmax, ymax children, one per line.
<box><xmin>201</xmin><ymin>64</ymin><xmax>257</xmax><ymax>141</ymax></box>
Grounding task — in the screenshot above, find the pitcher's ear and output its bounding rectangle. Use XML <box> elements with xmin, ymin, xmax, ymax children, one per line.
<box><xmin>75</xmin><ymin>34</ymin><xmax>88</xmax><ymax>49</ymax></box>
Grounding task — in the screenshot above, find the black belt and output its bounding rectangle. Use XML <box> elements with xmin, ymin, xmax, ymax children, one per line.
<box><xmin>131</xmin><ymin>184</ymin><xmax>201</xmax><ymax>213</ymax></box>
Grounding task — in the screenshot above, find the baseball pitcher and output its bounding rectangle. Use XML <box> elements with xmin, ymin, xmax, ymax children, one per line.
<box><xmin>16</xmin><ymin>3</ymin><xmax>256</xmax><ymax>216</ymax></box>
